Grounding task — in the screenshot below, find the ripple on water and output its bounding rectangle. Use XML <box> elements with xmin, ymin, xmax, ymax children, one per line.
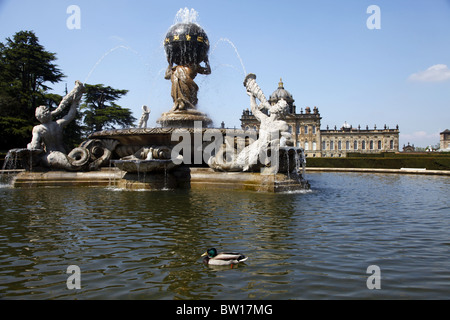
<box><xmin>0</xmin><ymin>173</ymin><xmax>449</xmax><ymax>299</ymax></box>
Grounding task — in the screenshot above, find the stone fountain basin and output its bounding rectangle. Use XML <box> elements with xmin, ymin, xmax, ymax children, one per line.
<box><xmin>88</xmin><ymin>127</ymin><xmax>243</xmax><ymax>159</ymax></box>
<box><xmin>111</xmin><ymin>159</ymin><xmax>178</xmax><ymax>173</ymax></box>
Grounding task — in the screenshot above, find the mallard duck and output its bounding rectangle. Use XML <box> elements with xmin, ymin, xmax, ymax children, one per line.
<box><xmin>201</xmin><ymin>248</ymin><xmax>248</xmax><ymax>266</ymax></box>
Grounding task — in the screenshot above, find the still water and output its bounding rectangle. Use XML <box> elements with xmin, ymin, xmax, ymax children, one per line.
<box><xmin>0</xmin><ymin>172</ymin><xmax>449</xmax><ymax>299</ymax></box>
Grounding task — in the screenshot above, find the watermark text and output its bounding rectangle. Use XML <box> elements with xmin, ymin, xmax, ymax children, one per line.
<box><xmin>66</xmin><ymin>265</ymin><xmax>81</xmax><ymax>289</ymax></box>
<box><xmin>366</xmin><ymin>5</ymin><xmax>381</xmax><ymax>30</ymax></box>
<box><xmin>66</xmin><ymin>5</ymin><xmax>81</xmax><ymax>30</ymax></box>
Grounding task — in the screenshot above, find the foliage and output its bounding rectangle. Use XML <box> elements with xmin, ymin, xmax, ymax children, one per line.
<box><xmin>0</xmin><ymin>30</ymin><xmax>65</xmax><ymax>150</ymax></box>
<box><xmin>81</xmin><ymin>84</ymin><xmax>136</xmax><ymax>135</ymax></box>
<box><xmin>0</xmin><ymin>30</ymin><xmax>137</xmax><ymax>152</ymax></box>
<box><xmin>0</xmin><ymin>116</ymin><xmax>33</xmax><ymax>150</ymax></box>
<box><xmin>307</xmin><ymin>154</ymin><xmax>450</xmax><ymax>170</ymax></box>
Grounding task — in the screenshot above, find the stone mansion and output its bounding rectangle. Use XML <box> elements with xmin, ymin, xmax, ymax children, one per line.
<box><xmin>240</xmin><ymin>79</ymin><xmax>400</xmax><ymax>158</ymax></box>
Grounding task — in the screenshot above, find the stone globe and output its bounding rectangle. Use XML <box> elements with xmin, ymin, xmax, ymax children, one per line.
<box><xmin>164</xmin><ymin>22</ymin><xmax>210</xmax><ymax>66</ymax></box>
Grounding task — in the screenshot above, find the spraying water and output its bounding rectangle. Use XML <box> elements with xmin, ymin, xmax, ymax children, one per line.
<box><xmin>174</xmin><ymin>7</ymin><xmax>199</xmax><ymax>25</ymax></box>
<box><xmin>83</xmin><ymin>45</ymin><xmax>141</xmax><ymax>84</ymax></box>
<box><xmin>210</xmin><ymin>38</ymin><xmax>247</xmax><ymax>76</ymax></box>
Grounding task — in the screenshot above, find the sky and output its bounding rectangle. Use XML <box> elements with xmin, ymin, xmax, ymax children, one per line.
<box><xmin>0</xmin><ymin>0</ymin><xmax>449</xmax><ymax>148</ymax></box>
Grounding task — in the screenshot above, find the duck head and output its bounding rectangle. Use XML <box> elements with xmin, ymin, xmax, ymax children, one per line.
<box><xmin>201</xmin><ymin>248</ymin><xmax>217</xmax><ymax>258</ymax></box>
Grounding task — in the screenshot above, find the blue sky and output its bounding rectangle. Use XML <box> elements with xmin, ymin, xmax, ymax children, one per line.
<box><xmin>1</xmin><ymin>0</ymin><xmax>449</xmax><ymax>147</ymax></box>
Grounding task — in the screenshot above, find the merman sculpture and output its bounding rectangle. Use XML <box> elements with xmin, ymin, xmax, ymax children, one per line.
<box><xmin>27</xmin><ymin>80</ymin><xmax>90</xmax><ymax>171</ymax></box>
<box><xmin>208</xmin><ymin>74</ymin><xmax>293</xmax><ymax>172</ymax></box>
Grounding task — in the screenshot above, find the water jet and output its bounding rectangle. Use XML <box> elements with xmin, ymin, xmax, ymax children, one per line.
<box><xmin>5</xmin><ymin>8</ymin><xmax>309</xmax><ymax>192</ymax></box>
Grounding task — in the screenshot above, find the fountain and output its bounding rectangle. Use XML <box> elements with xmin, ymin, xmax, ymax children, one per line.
<box><xmin>156</xmin><ymin>8</ymin><xmax>213</xmax><ymax>128</ymax></box>
<box><xmin>5</xmin><ymin>8</ymin><xmax>309</xmax><ymax>192</ymax></box>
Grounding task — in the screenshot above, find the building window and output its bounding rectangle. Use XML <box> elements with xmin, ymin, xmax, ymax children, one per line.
<box><xmin>362</xmin><ymin>141</ymin><xmax>366</xmax><ymax>150</ymax></box>
<box><xmin>313</xmin><ymin>141</ymin><xmax>317</xmax><ymax>151</ymax></box>
<box><xmin>305</xmin><ymin>141</ymin><xmax>309</xmax><ymax>150</ymax></box>
<box><xmin>322</xmin><ymin>140</ymin><xmax>326</xmax><ymax>150</ymax></box>
<box><xmin>288</xmin><ymin>125</ymin><xmax>292</xmax><ymax>133</ymax></box>
<box><xmin>346</xmin><ymin>141</ymin><xmax>350</xmax><ymax>150</ymax></box>
<box><xmin>354</xmin><ymin>140</ymin><xmax>358</xmax><ymax>150</ymax></box>
<box><xmin>304</xmin><ymin>126</ymin><xmax>308</xmax><ymax>134</ymax></box>
<box><xmin>370</xmin><ymin>140</ymin><xmax>374</xmax><ymax>150</ymax></box>
<box><xmin>378</xmin><ymin>140</ymin><xmax>382</xmax><ymax>150</ymax></box>
<box><xmin>390</xmin><ymin>140</ymin><xmax>394</xmax><ymax>149</ymax></box>
<box><xmin>312</xmin><ymin>126</ymin><xmax>316</xmax><ymax>134</ymax></box>
<box><xmin>330</xmin><ymin>141</ymin><xmax>334</xmax><ymax>150</ymax></box>
<box><xmin>338</xmin><ymin>141</ymin><xmax>342</xmax><ymax>150</ymax></box>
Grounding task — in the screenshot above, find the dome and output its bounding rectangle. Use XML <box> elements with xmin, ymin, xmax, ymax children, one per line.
<box><xmin>269</xmin><ymin>78</ymin><xmax>294</xmax><ymax>105</ymax></box>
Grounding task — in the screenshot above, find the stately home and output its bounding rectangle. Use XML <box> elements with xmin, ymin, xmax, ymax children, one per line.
<box><xmin>240</xmin><ymin>79</ymin><xmax>400</xmax><ymax>158</ymax></box>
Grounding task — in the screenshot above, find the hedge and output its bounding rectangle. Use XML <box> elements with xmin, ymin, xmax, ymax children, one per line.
<box><xmin>307</xmin><ymin>154</ymin><xmax>450</xmax><ymax>170</ymax></box>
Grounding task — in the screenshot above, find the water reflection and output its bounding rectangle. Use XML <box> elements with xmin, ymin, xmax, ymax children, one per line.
<box><xmin>0</xmin><ymin>172</ymin><xmax>449</xmax><ymax>299</ymax></box>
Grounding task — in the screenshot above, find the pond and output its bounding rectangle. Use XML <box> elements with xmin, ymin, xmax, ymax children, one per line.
<box><xmin>0</xmin><ymin>172</ymin><xmax>449</xmax><ymax>299</ymax></box>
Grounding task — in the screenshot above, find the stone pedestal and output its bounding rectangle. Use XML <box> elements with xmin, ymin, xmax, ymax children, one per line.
<box><xmin>156</xmin><ymin>109</ymin><xmax>212</xmax><ymax>128</ymax></box>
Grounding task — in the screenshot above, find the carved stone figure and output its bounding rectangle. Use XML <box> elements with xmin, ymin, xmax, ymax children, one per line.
<box><xmin>122</xmin><ymin>145</ymin><xmax>172</xmax><ymax>161</ymax></box>
<box><xmin>138</xmin><ymin>105</ymin><xmax>150</xmax><ymax>128</ymax></box>
<box><xmin>208</xmin><ymin>74</ymin><xmax>292</xmax><ymax>172</ymax></box>
<box><xmin>157</xmin><ymin>19</ymin><xmax>213</xmax><ymax>127</ymax></box>
<box><xmin>165</xmin><ymin>62</ymin><xmax>211</xmax><ymax>111</ymax></box>
<box><xmin>27</xmin><ymin>80</ymin><xmax>89</xmax><ymax>170</ymax></box>
<box><xmin>111</xmin><ymin>145</ymin><xmax>182</xmax><ymax>173</ymax></box>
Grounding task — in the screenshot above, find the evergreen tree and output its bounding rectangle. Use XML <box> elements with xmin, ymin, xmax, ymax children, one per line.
<box><xmin>81</xmin><ymin>84</ymin><xmax>136</xmax><ymax>136</ymax></box>
<box><xmin>0</xmin><ymin>30</ymin><xmax>64</xmax><ymax>150</ymax></box>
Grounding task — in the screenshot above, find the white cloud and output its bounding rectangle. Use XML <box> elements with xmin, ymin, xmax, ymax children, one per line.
<box><xmin>408</xmin><ymin>64</ymin><xmax>450</xmax><ymax>82</ymax></box>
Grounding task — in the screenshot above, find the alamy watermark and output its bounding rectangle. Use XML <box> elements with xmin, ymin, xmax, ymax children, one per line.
<box><xmin>366</xmin><ymin>5</ymin><xmax>381</xmax><ymax>30</ymax></box>
<box><xmin>366</xmin><ymin>265</ymin><xmax>381</xmax><ymax>289</ymax></box>
<box><xmin>66</xmin><ymin>265</ymin><xmax>81</xmax><ymax>289</ymax></box>
<box><xmin>66</xmin><ymin>5</ymin><xmax>81</xmax><ymax>30</ymax></box>
<box><xmin>64</xmin><ymin>264</ymin><xmax>381</xmax><ymax>292</ymax></box>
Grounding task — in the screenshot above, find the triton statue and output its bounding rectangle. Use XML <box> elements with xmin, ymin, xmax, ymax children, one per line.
<box><xmin>208</xmin><ymin>74</ymin><xmax>292</xmax><ymax>172</ymax></box>
<box><xmin>27</xmin><ymin>80</ymin><xmax>89</xmax><ymax>170</ymax></box>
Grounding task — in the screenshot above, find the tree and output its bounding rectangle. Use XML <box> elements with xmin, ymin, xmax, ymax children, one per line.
<box><xmin>81</xmin><ymin>84</ymin><xmax>136</xmax><ymax>135</ymax></box>
<box><xmin>0</xmin><ymin>30</ymin><xmax>65</xmax><ymax>150</ymax></box>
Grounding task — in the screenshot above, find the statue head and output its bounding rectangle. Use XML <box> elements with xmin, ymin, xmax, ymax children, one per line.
<box><xmin>269</xmin><ymin>99</ymin><xmax>288</xmax><ymax>117</ymax></box>
<box><xmin>35</xmin><ymin>105</ymin><xmax>52</xmax><ymax>123</ymax></box>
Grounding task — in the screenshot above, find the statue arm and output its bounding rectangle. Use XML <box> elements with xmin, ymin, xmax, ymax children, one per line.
<box><xmin>56</xmin><ymin>81</ymin><xmax>84</xmax><ymax>127</ymax></box>
<box><xmin>52</xmin><ymin>81</ymin><xmax>83</xmax><ymax>117</ymax></box>
<box><xmin>249</xmin><ymin>94</ymin><xmax>266</xmax><ymax>121</ymax></box>
<box><xmin>197</xmin><ymin>58</ymin><xmax>211</xmax><ymax>75</ymax></box>
<box><xmin>165</xmin><ymin>64</ymin><xmax>173</xmax><ymax>79</ymax></box>
<box><xmin>27</xmin><ymin>126</ymin><xmax>43</xmax><ymax>150</ymax></box>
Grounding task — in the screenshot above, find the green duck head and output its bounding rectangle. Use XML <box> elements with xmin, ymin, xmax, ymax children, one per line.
<box><xmin>201</xmin><ymin>248</ymin><xmax>217</xmax><ymax>258</ymax></box>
